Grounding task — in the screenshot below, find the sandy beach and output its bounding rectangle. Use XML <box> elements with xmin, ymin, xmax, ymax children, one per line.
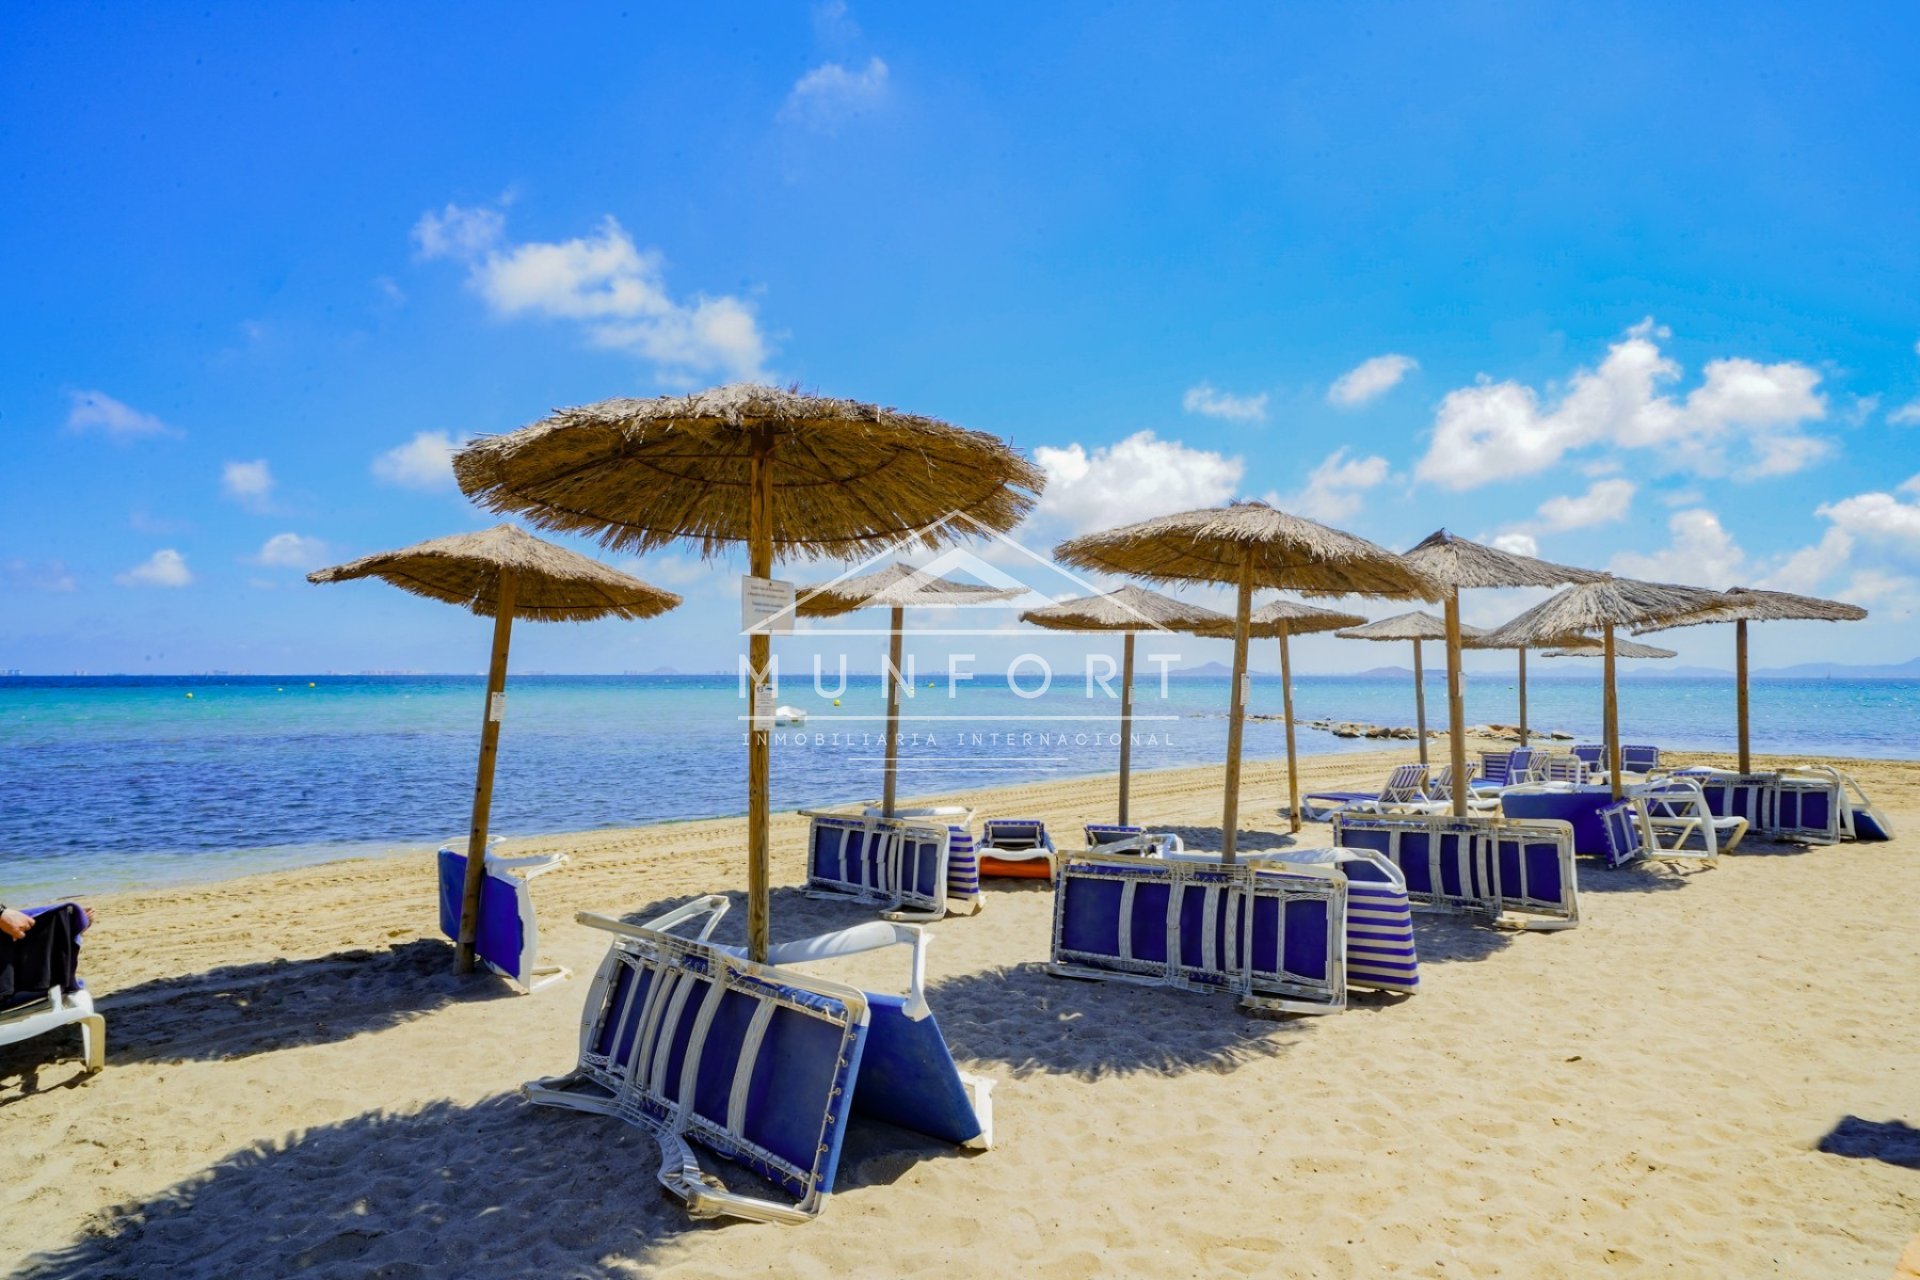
<box><xmin>5</xmin><ymin>743</ymin><xmax>1918</xmax><ymax>1278</ymax></box>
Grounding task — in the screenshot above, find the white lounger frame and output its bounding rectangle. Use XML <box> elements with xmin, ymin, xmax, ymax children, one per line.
<box><xmin>0</xmin><ymin>983</ymin><xmax>104</xmax><ymax>1074</ymax></box>
<box><xmin>1049</xmin><ymin>851</ymin><xmax>1349</xmax><ymax>1015</ymax></box>
<box><xmin>1328</xmin><ymin>812</ymin><xmax>1580</xmax><ymax>930</ymax></box>
<box><xmin>802</xmin><ymin>811</ymin><xmax>957</xmax><ymax>922</ymax></box>
<box><xmin>525</xmin><ymin>899</ymin><xmax>991</xmax><ymax>1225</ymax></box>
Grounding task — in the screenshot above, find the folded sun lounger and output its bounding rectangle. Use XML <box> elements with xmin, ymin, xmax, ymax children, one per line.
<box><xmin>0</xmin><ymin>903</ymin><xmax>104</xmax><ymax>1074</ymax></box>
<box><xmin>1083</xmin><ymin>824</ymin><xmax>1185</xmax><ymax>856</ymax></box>
<box><xmin>1049</xmin><ymin>850</ymin><xmax>1348</xmax><ymax>1014</ymax></box>
<box><xmin>525</xmin><ymin>898</ymin><xmax>993</xmax><ymax>1224</ymax></box>
<box><xmin>1329</xmin><ymin>811</ymin><xmax>1580</xmax><ymax>930</ymax></box>
<box><xmin>1279</xmin><ymin>848</ymin><xmax>1419</xmax><ymax>994</ymax></box>
<box><xmin>436</xmin><ymin>847</ymin><xmax>572</xmax><ymax>993</ymax></box>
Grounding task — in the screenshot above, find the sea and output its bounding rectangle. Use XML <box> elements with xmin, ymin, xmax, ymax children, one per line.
<box><xmin>3</xmin><ymin>672</ymin><xmax>1915</xmax><ymax>899</ymax></box>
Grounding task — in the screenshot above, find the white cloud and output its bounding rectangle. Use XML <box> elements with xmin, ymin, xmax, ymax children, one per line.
<box><xmin>2</xmin><ymin>558</ymin><xmax>77</xmax><ymax>592</ymax></box>
<box><xmin>1889</xmin><ymin>399</ymin><xmax>1920</xmax><ymax>427</ymax></box>
<box><xmin>1182</xmin><ymin>382</ymin><xmax>1268</xmax><ymax>423</ymax></box>
<box><xmin>252</xmin><ymin>533</ymin><xmax>331</xmax><ymax>570</ymax></box>
<box><xmin>1818</xmin><ymin>480</ymin><xmax>1920</xmax><ymax>549</ymax></box>
<box><xmin>1033</xmin><ymin>431</ymin><xmax>1242</xmax><ymax>535</ymax></box>
<box><xmin>812</xmin><ymin>0</ymin><xmax>859</xmax><ymax>43</ymax></box>
<box><xmin>413</xmin><ymin>203</ymin><xmax>506</xmax><ymax>260</ymax></box>
<box><xmin>1760</xmin><ymin>528</ymin><xmax>1855</xmax><ymax>594</ymax></box>
<box><xmin>1489</xmin><ymin>533</ymin><xmax>1539</xmax><ymax>558</ymax></box>
<box><xmin>65</xmin><ymin>390</ymin><xmax>174</xmax><ymax>440</ymax></box>
<box><xmin>1415</xmin><ymin>320</ymin><xmax>1829</xmax><ymax>490</ymax></box>
<box><xmin>1327</xmin><ymin>354</ymin><xmax>1417</xmax><ymax>408</ymax></box>
<box><xmin>1535</xmin><ymin>478</ymin><xmax>1636</xmax><ymax>531</ymax></box>
<box><xmin>413</xmin><ymin>205</ymin><xmax>768</xmax><ymax>381</ymax></box>
<box><xmin>116</xmin><ymin>548</ymin><xmax>193</xmax><ymax>588</ymax></box>
<box><xmin>373</xmin><ymin>431</ymin><xmax>461</xmax><ymax>491</ymax></box>
<box><xmin>1608</xmin><ymin>508</ymin><xmax>1745</xmax><ymax>587</ymax></box>
<box><xmin>221</xmin><ymin>459</ymin><xmax>274</xmax><ymax>511</ymax></box>
<box><xmin>1272</xmin><ymin>448</ymin><xmax>1391</xmax><ymax>523</ymax></box>
<box><xmin>780</xmin><ymin>57</ymin><xmax>889</xmax><ymax>132</ymax></box>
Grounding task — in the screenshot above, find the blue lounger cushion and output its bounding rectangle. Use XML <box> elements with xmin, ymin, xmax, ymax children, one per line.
<box><xmin>438</xmin><ymin>848</ymin><xmax>568</xmax><ymax>993</ymax></box>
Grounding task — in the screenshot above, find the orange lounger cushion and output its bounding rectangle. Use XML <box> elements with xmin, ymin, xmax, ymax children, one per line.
<box><xmin>979</xmin><ymin>855</ymin><xmax>1052</xmax><ymax>880</ymax></box>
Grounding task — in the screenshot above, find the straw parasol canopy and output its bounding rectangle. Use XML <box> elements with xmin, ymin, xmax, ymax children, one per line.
<box><xmin>453</xmin><ymin>383</ymin><xmax>1043</xmax><ymax>962</ymax></box>
<box><xmin>1196</xmin><ymin>598</ymin><xmax>1367</xmax><ymax>831</ymax></box>
<box><xmin>796</xmin><ymin>562</ymin><xmax>1025</xmax><ymax>817</ymax></box>
<box><xmin>1334</xmin><ymin>612</ymin><xmax>1485</xmax><ymax>768</ymax></box>
<box><xmin>1543</xmin><ymin>637</ymin><xmax>1677</xmax><ymax>660</ymax></box>
<box><xmin>1401</xmin><ymin>529</ymin><xmax>1607</xmax><ymax>812</ymax></box>
<box><xmin>1055</xmin><ymin>502</ymin><xmax>1441</xmax><ymax>860</ymax></box>
<box><xmin>1632</xmin><ymin>586</ymin><xmax>1867</xmax><ymax>771</ymax></box>
<box><xmin>1400</xmin><ymin>529</ymin><xmax>1607</xmax><ymax>591</ymax></box>
<box><xmin>1479</xmin><ymin>578</ymin><xmax>1729</xmax><ymax>797</ymax></box>
<box><xmin>307</xmin><ymin>523</ymin><xmax>682</xmax><ymax>620</ymax></box>
<box><xmin>1055</xmin><ymin>501</ymin><xmax>1440</xmax><ymax>597</ymax></box>
<box><xmin>1020</xmin><ymin>585</ymin><xmax>1231</xmax><ymax>826</ymax></box>
<box><xmin>454</xmin><ymin>383</ymin><xmax>1042</xmax><ymax>559</ymax></box>
<box><xmin>308</xmin><ymin>525</ymin><xmax>682</xmax><ymax>974</ymax></box>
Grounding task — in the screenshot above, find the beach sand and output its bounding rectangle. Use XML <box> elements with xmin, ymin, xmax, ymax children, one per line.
<box><xmin>5</xmin><ymin>744</ymin><xmax>1918</xmax><ymax>1278</ymax></box>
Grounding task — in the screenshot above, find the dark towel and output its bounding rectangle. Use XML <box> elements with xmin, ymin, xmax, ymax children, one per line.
<box><xmin>1</xmin><ymin>903</ymin><xmax>83</xmax><ymax>1008</ymax></box>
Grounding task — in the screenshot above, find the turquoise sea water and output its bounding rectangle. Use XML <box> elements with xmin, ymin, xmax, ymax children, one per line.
<box><xmin>2</xmin><ymin>672</ymin><xmax>1914</xmax><ymax>898</ymax></box>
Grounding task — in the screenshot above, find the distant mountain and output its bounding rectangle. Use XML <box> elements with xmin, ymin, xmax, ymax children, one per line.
<box><xmin>1169</xmin><ymin>661</ymin><xmax>1235</xmax><ymax>678</ymax></box>
<box><xmin>1754</xmin><ymin>657</ymin><xmax>1920</xmax><ymax>679</ymax></box>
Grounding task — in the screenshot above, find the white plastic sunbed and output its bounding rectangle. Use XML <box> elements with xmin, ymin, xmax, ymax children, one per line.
<box><xmin>0</xmin><ymin>904</ymin><xmax>104</xmax><ymax>1073</ymax></box>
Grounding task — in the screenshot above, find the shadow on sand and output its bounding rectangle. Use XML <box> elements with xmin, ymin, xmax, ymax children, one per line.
<box><xmin>7</xmin><ymin>940</ymin><xmax>516</xmax><ymax>1071</ymax></box>
<box><xmin>14</xmin><ymin>1089</ymin><xmax>980</xmax><ymax>1279</ymax></box>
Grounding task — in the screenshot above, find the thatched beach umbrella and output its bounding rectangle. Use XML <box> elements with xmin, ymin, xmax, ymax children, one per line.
<box><xmin>1334</xmin><ymin>612</ymin><xmax>1479</xmax><ymax>770</ymax></box>
<box><xmin>1634</xmin><ymin>586</ymin><xmax>1866</xmax><ymax>771</ymax></box>
<box><xmin>1401</xmin><ymin>530</ymin><xmax>1606</xmax><ymax>816</ymax></box>
<box><xmin>1020</xmin><ymin>584</ymin><xmax>1231</xmax><ymax>825</ymax></box>
<box><xmin>454</xmin><ymin>384</ymin><xmax>1042</xmax><ymax>961</ymax></box>
<box><xmin>1542</xmin><ymin>637</ymin><xmax>1677</xmax><ymax>660</ymax></box>
<box><xmin>1478</xmin><ymin>578</ymin><xmax>1729</xmax><ymax>798</ymax></box>
<box><xmin>1054</xmin><ymin>502</ymin><xmax>1440</xmax><ymax>861</ymax></box>
<box><xmin>795</xmin><ymin>561</ymin><xmax>1024</xmax><ymax>816</ymax></box>
<box><xmin>1197</xmin><ymin>599</ymin><xmax>1365</xmax><ymax>833</ymax></box>
<box><xmin>308</xmin><ymin>523</ymin><xmax>682</xmax><ymax>973</ymax></box>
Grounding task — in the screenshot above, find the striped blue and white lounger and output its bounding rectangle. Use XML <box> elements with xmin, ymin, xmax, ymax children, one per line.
<box><xmin>525</xmin><ymin>899</ymin><xmax>992</xmax><ymax>1224</ymax></box>
<box><xmin>1287</xmin><ymin>848</ymin><xmax>1419</xmax><ymax>994</ymax></box>
<box><xmin>437</xmin><ymin>847</ymin><xmax>572</xmax><ymax>993</ymax></box>
<box><xmin>1330</xmin><ymin>812</ymin><xmax>1580</xmax><ymax>930</ymax></box>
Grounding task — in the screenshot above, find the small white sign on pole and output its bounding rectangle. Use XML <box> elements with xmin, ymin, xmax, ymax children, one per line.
<box><xmin>750</xmin><ymin>686</ymin><xmax>776</xmax><ymax>728</ymax></box>
<box><xmin>741</xmin><ymin>576</ymin><xmax>796</xmax><ymax>634</ymax></box>
<box><xmin>488</xmin><ymin>691</ymin><xmax>506</xmax><ymax>722</ymax></box>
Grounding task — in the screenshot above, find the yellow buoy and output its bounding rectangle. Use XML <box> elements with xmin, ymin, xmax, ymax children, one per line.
<box><xmin>833</xmin><ymin>699</ymin><xmax>841</xmax><ymax>706</ymax></box>
<box><xmin>308</xmin><ymin>682</ymin><xmax>316</xmax><ymax>687</ymax></box>
<box><xmin>185</xmin><ymin>692</ymin><xmax>193</xmax><ymax>699</ymax></box>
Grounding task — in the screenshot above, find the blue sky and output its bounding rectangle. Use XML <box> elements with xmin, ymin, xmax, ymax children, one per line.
<box><xmin>5</xmin><ymin>2</ymin><xmax>1920</xmax><ymax>676</ymax></box>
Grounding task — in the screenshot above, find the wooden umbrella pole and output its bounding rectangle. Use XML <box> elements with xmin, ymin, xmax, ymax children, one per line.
<box><xmin>1118</xmin><ymin>631</ymin><xmax>1135</xmax><ymax>825</ymax></box>
<box><xmin>1604</xmin><ymin>622</ymin><xmax>1622</xmax><ymax>801</ymax></box>
<box><xmin>1220</xmin><ymin>549</ymin><xmax>1254</xmax><ymax>863</ymax></box>
<box><xmin>883</xmin><ymin>605</ymin><xmax>905</xmax><ymax>817</ymax></box>
<box><xmin>1412</xmin><ymin>638</ymin><xmax>1428</xmax><ymax>768</ymax></box>
<box><xmin>746</xmin><ymin>431</ymin><xmax>774</xmax><ymax>964</ymax></box>
<box><xmin>1736</xmin><ymin>618</ymin><xmax>1751</xmax><ymax>773</ymax></box>
<box><xmin>1279</xmin><ymin>630</ymin><xmax>1301</xmax><ymax>834</ymax></box>
<box><xmin>1517</xmin><ymin>647</ymin><xmax>1529</xmax><ymax>747</ymax></box>
<box><xmin>456</xmin><ymin>566</ymin><xmax>518</xmax><ymax>974</ymax></box>
<box><xmin>1443</xmin><ymin>588</ymin><xmax>1467</xmax><ymax>818</ymax></box>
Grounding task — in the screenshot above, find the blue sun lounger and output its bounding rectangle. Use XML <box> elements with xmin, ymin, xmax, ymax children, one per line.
<box><xmin>1301</xmin><ymin>763</ymin><xmax>1432</xmax><ymax>822</ymax></box>
<box><xmin>437</xmin><ymin>847</ymin><xmax>572</xmax><ymax>993</ymax></box>
<box><xmin>525</xmin><ymin>898</ymin><xmax>992</xmax><ymax>1224</ymax></box>
<box><xmin>1279</xmin><ymin>848</ymin><xmax>1419</xmax><ymax>994</ymax></box>
<box><xmin>1049</xmin><ymin>851</ymin><xmax>1348</xmax><ymax>1014</ymax></box>
<box><xmin>0</xmin><ymin>904</ymin><xmax>104</xmax><ymax>1074</ymax></box>
<box><xmin>804</xmin><ymin>811</ymin><xmax>970</xmax><ymax>921</ymax></box>
<box><xmin>1330</xmin><ymin>811</ymin><xmax>1580</xmax><ymax>930</ymax></box>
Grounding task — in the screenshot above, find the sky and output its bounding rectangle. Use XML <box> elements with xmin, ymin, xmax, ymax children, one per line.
<box><xmin>4</xmin><ymin>2</ymin><xmax>1920</xmax><ymax>677</ymax></box>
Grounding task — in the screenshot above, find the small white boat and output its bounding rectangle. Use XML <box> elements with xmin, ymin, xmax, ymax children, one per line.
<box><xmin>774</xmin><ymin>705</ymin><xmax>807</xmax><ymax>725</ymax></box>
